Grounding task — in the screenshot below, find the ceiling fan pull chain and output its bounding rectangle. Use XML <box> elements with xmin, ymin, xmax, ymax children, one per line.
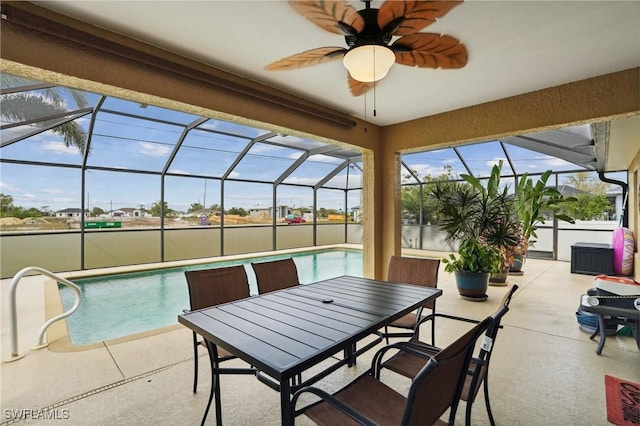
<box><xmin>364</xmin><ymin>88</ymin><xmax>368</xmax><ymax>133</ymax></box>
<box><xmin>373</xmin><ymin>47</ymin><xmax>377</xmax><ymax>117</ymax></box>
<box><xmin>373</xmin><ymin>84</ymin><xmax>377</xmax><ymax>117</ymax></box>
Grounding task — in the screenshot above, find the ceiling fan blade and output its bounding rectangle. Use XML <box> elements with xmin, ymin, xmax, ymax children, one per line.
<box><xmin>348</xmin><ymin>75</ymin><xmax>374</xmax><ymax>97</ymax></box>
<box><xmin>289</xmin><ymin>1</ymin><xmax>365</xmax><ymax>35</ymax></box>
<box><xmin>265</xmin><ymin>47</ymin><xmax>347</xmax><ymax>71</ymax></box>
<box><xmin>392</xmin><ymin>33</ymin><xmax>467</xmax><ymax>68</ymax></box>
<box><xmin>378</xmin><ymin>0</ymin><xmax>463</xmax><ymax>36</ymax></box>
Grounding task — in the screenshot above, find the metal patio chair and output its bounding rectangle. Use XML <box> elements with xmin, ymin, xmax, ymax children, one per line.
<box><xmin>374</xmin><ymin>284</ymin><xmax>518</xmax><ymax>426</ymax></box>
<box><xmin>292</xmin><ymin>316</ymin><xmax>494</xmax><ymax>425</ymax></box>
<box><xmin>184</xmin><ymin>265</ymin><xmax>256</xmax><ymax>423</ymax></box>
<box><xmin>251</xmin><ymin>257</ymin><xmax>300</xmax><ymax>294</ymax></box>
<box><xmin>379</xmin><ymin>256</ymin><xmax>440</xmax><ymax>344</ymax></box>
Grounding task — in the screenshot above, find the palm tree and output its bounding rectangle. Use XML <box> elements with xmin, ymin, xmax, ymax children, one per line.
<box><xmin>1</xmin><ymin>74</ymin><xmax>88</xmax><ymax>154</ymax></box>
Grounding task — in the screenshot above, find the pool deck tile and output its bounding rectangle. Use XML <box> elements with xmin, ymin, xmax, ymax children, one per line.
<box><xmin>105</xmin><ymin>327</ymin><xmax>193</xmax><ymax>378</ymax></box>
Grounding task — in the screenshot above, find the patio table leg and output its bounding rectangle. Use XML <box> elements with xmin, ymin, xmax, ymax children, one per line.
<box><xmin>344</xmin><ymin>343</ymin><xmax>356</xmax><ymax>367</ymax></box>
<box><xmin>281</xmin><ymin>379</ymin><xmax>293</xmax><ymax>426</ymax></box>
<box><xmin>202</xmin><ymin>340</ymin><xmax>223</xmax><ymax>426</ymax></box>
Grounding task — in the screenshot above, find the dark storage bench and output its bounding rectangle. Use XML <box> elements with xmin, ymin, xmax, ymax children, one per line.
<box><xmin>571</xmin><ymin>242</ymin><xmax>614</xmax><ymax>275</ymax></box>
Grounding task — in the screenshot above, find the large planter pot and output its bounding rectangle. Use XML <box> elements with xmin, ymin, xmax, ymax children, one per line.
<box><xmin>454</xmin><ymin>270</ymin><xmax>490</xmax><ymax>302</ymax></box>
<box><xmin>489</xmin><ymin>267</ymin><xmax>509</xmax><ymax>286</ymax></box>
<box><xmin>508</xmin><ymin>254</ymin><xmax>525</xmax><ymax>276</ymax></box>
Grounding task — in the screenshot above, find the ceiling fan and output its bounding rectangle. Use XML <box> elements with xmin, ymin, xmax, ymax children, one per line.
<box><xmin>265</xmin><ymin>0</ymin><xmax>468</xmax><ymax>97</ymax></box>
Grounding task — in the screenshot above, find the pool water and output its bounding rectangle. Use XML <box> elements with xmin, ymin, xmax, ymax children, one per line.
<box><xmin>59</xmin><ymin>249</ymin><xmax>363</xmax><ymax>345</ymax></box>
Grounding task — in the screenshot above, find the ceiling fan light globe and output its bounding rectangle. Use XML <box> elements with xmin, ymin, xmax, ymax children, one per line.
<box><xmin>343</xmin><ymin>45</ymin><xmax>395</xmax><ymax>83</ymax></box>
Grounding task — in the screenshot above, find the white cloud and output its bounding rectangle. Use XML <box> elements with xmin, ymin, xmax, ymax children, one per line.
<box><xmin>53</xmin><ymin>197</ymin><xmax>75</xmax><ymax>203</ymax></box>
<box><xmin>485</xmin><ymin>157</ymin><xmax>507</xmax><ymax>168</ymax></box>
<box><xmin>308</xmin><ymin>154</ymin><xmax>341</xmax><ymax>164</ymax></box>
<box><xmin>544</xmin><ymin>157</ymin><xmax>571</xmax><ymax>167</ymax></box>
<box><xmin>287</xmin><ymin>152</ymin><xmax>305</xmax><ymax>160</ymax></box>
<box><xmin>285</xmin><ymin>176</ymin><xmax>320</xmax><ymax>185</ymax></box>
<box><xmin>168</xmin><ymin>168</ymin><xmax>188</xmax><ymax>175</ymax></box>
<box><xmin>198</xmin><ymin>121</ymin><xmax>219</xmax><ymax>131</ymax></box>
<box><xmin>14</xmin><ymin>193</ymin><xmax>36</xmax><ymax>201</ymax></box>
<box><xmin>403</xmin><ymin>163</ymin><xmax>458</xmax><ymax>181</ymax></box>
<box><xmin>41</xmin><ymin>188</ymin><xmax>65</xmax><ymax>194</ymax></box>
<box><xmin>139</xmin><ymin>142</ymin><xmax>170</xmax><ymax>157</ymax></box>
<box><xmin>42</xmin><ymin>141</ymin><xmax>81</xmax><ymax>155</ymax></box>
<box><xmin>0</xmin><ymin>181</ymin><xmax>20</xmax><ymax>192</ymax></box>
<box><xmin>250</xmin><ymin>143</ymin><xmax>298</xmax><ymax>156</ymax></box>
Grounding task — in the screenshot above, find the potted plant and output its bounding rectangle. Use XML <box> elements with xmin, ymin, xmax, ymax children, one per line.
<box><xmin>428</xmin><ymin>162</ymin><xmax>520</xmax><ymax>300</ymax></box>
<box><xmin>462</xmin><ymin>161</ymin><xmax>521</xmax><ymax>286</ymax></box>
<box><xmin>511</xmin><ymin>170</ymin><xmax>575</xmax><ymax>273</ymax></box>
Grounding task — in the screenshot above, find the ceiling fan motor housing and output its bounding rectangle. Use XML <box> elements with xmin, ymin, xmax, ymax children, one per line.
<box><xmin>345</xmin><ymin>8</ymin><xmax>392</xmax><ymax>49</ymax></box>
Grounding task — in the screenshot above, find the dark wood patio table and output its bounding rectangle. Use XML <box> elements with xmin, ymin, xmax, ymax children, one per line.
<box><xmin>178</xmin><ymin>275</ymin><xmax>442</xmax><ymax>426</ymax></box>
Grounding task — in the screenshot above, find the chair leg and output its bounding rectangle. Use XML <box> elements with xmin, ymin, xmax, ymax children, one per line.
<box><xmin>431</xmin><ymin>316</ymin><xmax>436</xmax><ymax>345</ymax></box>
<box><xmin>384</xmin><ymin>326</ymin><xmax>390</xmax><ymax>345</ymax></box>
<box><xmin>192</xmin><ymin>332</ymin><xmax>199</xmax><ymax>394</ymax></box>
<box><xmin>202</xmin><ymin>340</ymin><xmax>222</xmax><ymax>426</ymax></box>
<box><xmin>464</xmin><ymin>379</ymin><xmax>476</xmax><ymax>426</ymax></box>
<box><xmin>483</xmin><ymin>377</ymin><xmax>496</xmax><ymax>426</ymax></box>
<box><xmin>465</xmin><ymin>401</ymin><xmax>472</xmax><ymax>426</ymax></box>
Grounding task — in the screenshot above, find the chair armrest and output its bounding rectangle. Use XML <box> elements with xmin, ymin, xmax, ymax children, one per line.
<box><xmin>414</xmin><ymin>312</ymin><xmax>503</xmax><ymax>335</ymax></box>
<box><xmin>291</xmin><ymin>386</ymin><xmax>377</xmax><ymax>426</ymax></box>
<box><xmin>415</xmin><ymin>312</ymin><xmax>479</xmax><ymax>329</ymax></box>
<box><xmin>371</xmin><ymin>341</ymin><xmax>436</xmax><ymax>379</ymax></box>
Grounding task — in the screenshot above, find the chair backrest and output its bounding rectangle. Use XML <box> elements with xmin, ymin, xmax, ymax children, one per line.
<box><xmin>461</xmin><ymin>284</ymin><xmax>518</xmax><ymax>403</ymax></box>
<box><xmin>402</xmin><ymin>316</ymin><xmax>494</xmax><ymax>425</ymax></box>
<box><xmin>479</xmin><ymin>284</ymin><xmax>518</xmax><ymax>360</ymax></box>
<box><xmin>387</xmin><ymin>256</ymin><xmax>440</xmax><ymax>309</ymax></box>
<box><xmin>251</xmin><ymin>258</ymin><xmax>300</xmax><ymax>294</ymax></box>
<box><xmin>184</xmin><ymin>265</ymin><xmax>250</xmax><ymax>311</ymax></box>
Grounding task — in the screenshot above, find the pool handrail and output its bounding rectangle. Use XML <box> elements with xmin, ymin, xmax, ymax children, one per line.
<box><xmin>5</xmin><ymin>266</ymin><xmax>82</xmax><ymax>362</ymax></box>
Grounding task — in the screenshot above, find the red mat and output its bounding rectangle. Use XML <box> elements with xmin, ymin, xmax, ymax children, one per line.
<box><xmin>605</xmin><ymin>375</ymin><xmax>640</xmax><ymax>426</ymax></box>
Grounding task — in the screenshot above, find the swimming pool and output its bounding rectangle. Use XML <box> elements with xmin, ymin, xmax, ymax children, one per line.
<box><xmin>59</xmin><ymin>248</ymin><xmax>363</xmax><ymax>345</ymax></box>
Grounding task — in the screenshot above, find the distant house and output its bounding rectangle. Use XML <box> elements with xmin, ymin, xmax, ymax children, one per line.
<box><xmin>556</xmin><ymin>184</ymin><xmax>587</xmax><ymax>197</ymax></box>
<box><xmin>248</xmin><ymin>205</ymin><xmax>293</xmax><ymax>219</ymax></box>
<box><xmin>248</xmin><ymin>207</ymin><xmax>272</xmax><ymax>219</ymax></box>
<box><xmin>110</xmin><ymin>208</ymin><xmax>146</xmax><ymax>218</ymax></box>
<box><xmin>605</xmin><ymin>188</ymin><xmax>624</xmax><ymax>221</ymax></box>
<box><xmin>55</xmin><ymin>208</ymin><xmax>89</xmax><ymax>219</ymax></box>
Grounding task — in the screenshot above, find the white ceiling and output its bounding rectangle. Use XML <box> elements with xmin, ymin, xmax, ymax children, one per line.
<box><xmin>34</xmin><ymin>0</ymin><xmax>640</xmax><ymax>127</ymax></box>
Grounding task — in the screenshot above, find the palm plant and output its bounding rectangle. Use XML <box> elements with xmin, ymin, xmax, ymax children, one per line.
<box><xmin>1</xmin><ymin>74</ymin><xmax>88</xmax><ymax>153</ymax></box>
<box><xmin>429</xmin><ymin>161</ymin><xmax>520</xmax><ymax>275</ymax></box>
